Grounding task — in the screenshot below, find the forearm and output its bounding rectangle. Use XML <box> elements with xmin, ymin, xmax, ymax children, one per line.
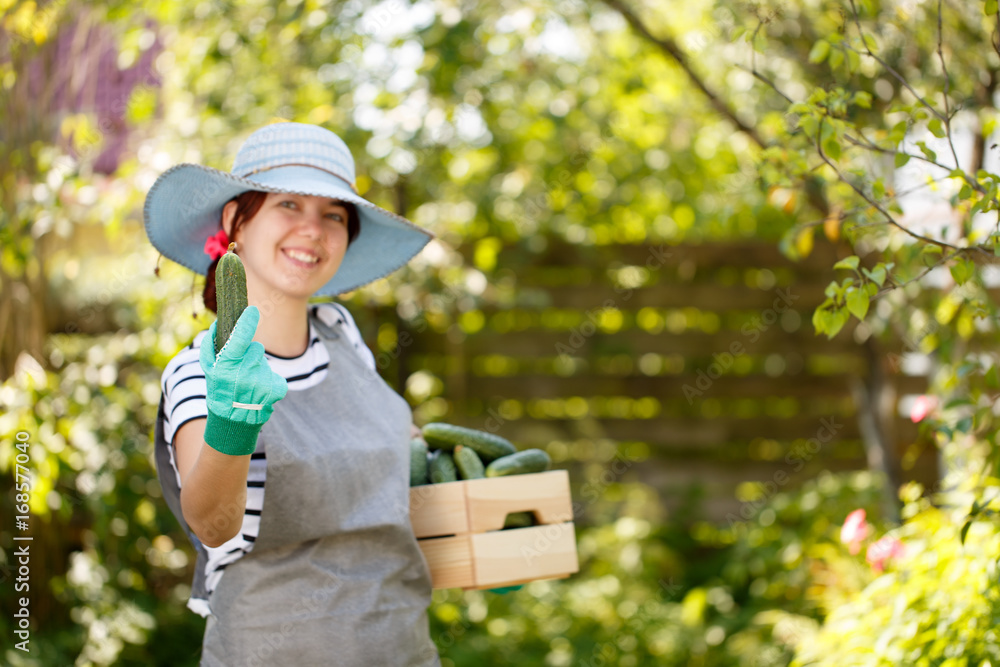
<box><xmin>180</xmin><ymin>445</ymin><xmax>251</xmax><ymax>548</ymax></box>
<box><xmin>177</xmin><ymin>308</ymin><xmax>286</xmax><ymax>548</ymax></box>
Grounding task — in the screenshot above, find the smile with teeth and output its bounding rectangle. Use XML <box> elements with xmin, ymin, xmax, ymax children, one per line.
<box><xmin>284</xmin><ymin>249</ymin><xmax>321</xmax><ymax>265</ymax></box>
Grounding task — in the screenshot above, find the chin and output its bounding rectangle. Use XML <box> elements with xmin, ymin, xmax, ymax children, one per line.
<box><xmin>267</xmin><ymin>278</ymin><xmax>319</xmax><ymax>301</ymax></box>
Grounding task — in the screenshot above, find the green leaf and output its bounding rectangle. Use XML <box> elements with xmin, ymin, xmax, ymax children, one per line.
<box><xmin>987</xmin><ymin>0</ymin><xmax>998</xmax><ymax>15</ymax></box>
<box><xmin>853</xmin><ymin>91</ymin><xmax>872</xmax><ymax>109</ymax></box>
<box><xmin>917</xmin><ymin>141</ymin><xmax>938</xmax><ymax>162</ymax></box>
<box><xmin>823</xmin><ymin>136</ymin><xmax>841</xmax><ymax>160</ymax></box>
<box><xmin>846</xmin><ymin>288</ymin><xmax>869</xmax><ymax>320</ymax></box>
<box><xmin>992</xmin><ymin>235</ymin><xmax>1000</xmax><ymax>257</ymax></box>
<box><xmin>873</xmin><ymin>179</ymin><xmax>885</xmax><ymax>200</ymax></box>
<box><xmin>799</xmin><ymin>115</ymin><xmax>819</xmax><ymax>138</ymax></box>
<box><xmin>813</xmin><ymin>304</ymin><xmax>849</xmax><ymax>339</ymax></box>
<box><xmin>894</xmin><ymin>152</ymin><xmax>911</xmax><ymax>168</ymax></box>
<box><xmin>812</xmin><ymin>305</ymin><xmax>831</xmax><ymax>335</ymax></box>
<box><xmin>868</xmin><ymin>265</ymin><xmax>887</xmax><ymax>287</ymax></box>
<box><xmin>928</xmin><ymin>118</ymin><xmax>946</xmax><ymax>138</ymax></box>
<box><xmin>826</xmin><ymin>308</ymin><xmax>850</xmax><ymax>338</ymax></box>
<box><xmin>829</xmin><ymin>47</ymin><xmax>844</xmax><ymax>71</ymax></box>
<box><xmin>922</xmin><ymin>245</ymin><xmax>944</xmax><ymax>266</ymax></box>
<box><xmin>808</xmin><ymin>88</ymin><xmax>829</xmax><ymax>104</ymax></box>
<box><xmin>985</xmin><ymin>364</ymin><xmax>1000</xmax><ymax>388</ymax></box>
<box><xmin>833</xmin><ymin>255</ymin><xmax>860</xmax><ymax>271</ymax></box>
<box><xmin>752</xmin><ymin>31</ymin><xmax>768</xmax><ymax>53</ymax></box>
<box><xmin>846</xmin><ymin>49</ymin><xmax>860</xmax><ymax>72</ymax></box>
<box><xmin>889</xmin><ymin>121</ymin><xmax>908</xmax><ymax>144</ymax></box>
<box><xmin>809</xmin><ymin>39</ymin><xmax>831</xmax><ymax>64</ymax></box>
<box><xmin>961</xmin><ymin>519</ymin><xmax>972</xmax><ymax>545</ymax></box>
<box><xmin>950</xmin><ymin>257</ymin><xmax>975</xmax><ymax>285</ymax></box>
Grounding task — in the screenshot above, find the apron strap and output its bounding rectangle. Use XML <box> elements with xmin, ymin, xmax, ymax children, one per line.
<box><xmin>310</xmin><ymin>306</ymin><xmax>342</xmax><ymax>341</ymax></box>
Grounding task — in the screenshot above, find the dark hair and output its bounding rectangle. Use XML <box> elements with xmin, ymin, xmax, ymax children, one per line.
<box><xmin>203</xmin><ymin>191</ymin><xmax>361</xmax><ymax>312</ymax></box>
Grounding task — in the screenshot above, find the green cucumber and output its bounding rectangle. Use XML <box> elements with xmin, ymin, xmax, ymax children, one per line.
<box><xmin>503</xmin><ymin>511</ymin><xmax>535</xmax><ymax>529</ymax></box>
<box><xmin>453</xmin><ymin>445</ymin><xmax>485</xmax><ymax>480</ymax></box>
<box><xmin>215</xmin><ymin>242</ymin><xmax>248</xmax><ymax>353</ymax></box>
<box><xmin>428</xmin><ymin>449</ymin><xmax>457</xmax><ymax>484</ymax></box>
<box><xmin>484</xmin><ymin>449</ymin><xmax>551</xmax><ymax>478</ymax></box>
<box><xmin>410</xmin><ymin>438</ymin><xmax>429</xmax><ymax>486</ymax></box>
<box><xmin>421</xmin><ymin>423</ymin><xmax>516</xmax><ymax>462</ymax></box>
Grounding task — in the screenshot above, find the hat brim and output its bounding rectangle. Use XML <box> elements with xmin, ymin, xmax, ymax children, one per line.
<box><xmin>143</xmin><ymin>163</ymin><xmax>433</xmax><ymax>296</ymax></box>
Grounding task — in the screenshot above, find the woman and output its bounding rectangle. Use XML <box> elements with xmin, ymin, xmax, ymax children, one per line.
<box><xmin>144</xmin><ymin>122</ymin><xmax>440</xmax><ymax>666</ymax></box>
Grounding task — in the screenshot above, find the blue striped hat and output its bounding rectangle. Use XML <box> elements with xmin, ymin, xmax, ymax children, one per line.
<box><xmin>143</xmin><ymin>122</ymin><xmax>433</xmax><ymax>296</ymax></box>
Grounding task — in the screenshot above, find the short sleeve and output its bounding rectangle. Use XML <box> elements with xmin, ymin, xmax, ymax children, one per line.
<box><xmin>160</xmin><ymin>330</ymin><xmax>210</xmax><ymax>446</ymax></box>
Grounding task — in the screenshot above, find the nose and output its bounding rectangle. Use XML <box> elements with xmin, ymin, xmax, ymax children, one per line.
<box><xmin>297</xmin><ymin>208</ymin><xmax>325</xmax><ymax>239</ymax></box>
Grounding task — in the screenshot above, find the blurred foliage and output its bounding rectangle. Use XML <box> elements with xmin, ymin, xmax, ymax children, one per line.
<box><xmin>426</xmin><ymin>470</ymin><xmax>887</xmax><ymax>667</ymax></box>
<box><xmin>793</xmin><ymin>479</ymin><xmax>1000</xmax><ymax>666</ymax></box>
<box><xmin>4</xmin><ymin>0</ymin><xmax>1000</xmax><ymax>664</ymax></box>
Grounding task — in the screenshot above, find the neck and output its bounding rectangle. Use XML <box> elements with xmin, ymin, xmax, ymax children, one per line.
<box><xmin>246</xmin><ymin>287</ymin><xmax>311</xmax><ymax>358</ymax></box>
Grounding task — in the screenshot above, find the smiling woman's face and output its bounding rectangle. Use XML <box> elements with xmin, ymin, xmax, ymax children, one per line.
<box><xmin>223</xmin><ymin>192</ymin><xmax>351</xmax><ymax>304</ymax></box>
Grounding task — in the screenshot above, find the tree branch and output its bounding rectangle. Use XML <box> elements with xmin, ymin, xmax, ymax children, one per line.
<box><xmin>792</xmin><ymin>174</ymin><xmax>956</xmax><ymax>231</ymax></box>
<box><xmin>600</xmin><ymin>0</ymin><xmax>767</xmax><ymax>148</ymax></box>
<box><xmin>872</xmin><ymin>250</ymin><xmax>958</xmax><ymax>302</ymax></box>
<box><xmin>846</xmin><ymin>0</ymin><xmax>947</xmax><ymax>125</ymax></box>
<box><xmin>738</xmin><ymin>63</ymin><xmax>794</xmax><ymax>104</ymax></box>
<box><xmin>815</xmin><ymin>117</ymin><xmax>978</xmax><ymax>254</ymax></box>
<box><xmin>993</xmin><ymin>0</ymin><xmax>1000</xmax><ymax>59</ymax></box>
<box><xmin>842</xmin><ymin>130</ymin><xmax>984</xmax><ymax>194</ymax></box>
<box><xmin>935</xmin><ymin>0</ymin><xmax>964</xmax><ymax>173</ymax></box>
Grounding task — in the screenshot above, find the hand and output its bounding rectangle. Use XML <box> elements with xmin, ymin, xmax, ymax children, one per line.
<box><xmin>487</xmin><ymin>585</ymin><xmax>524</xmax><ymax>594</ymax></box>
<box><xmin>199</xmin><ymin>306</ymin><xmax>288</xmax><ymax>456</ymax></box>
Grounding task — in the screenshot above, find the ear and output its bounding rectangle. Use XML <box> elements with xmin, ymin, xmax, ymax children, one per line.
<box><xmin>221</xmin><ymin>200</ymin><xmax>239</xmax><ymax>238</ymax></box>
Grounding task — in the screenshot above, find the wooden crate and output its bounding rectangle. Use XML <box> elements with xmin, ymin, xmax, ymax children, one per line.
<box><xmin>409</xmin><ymin>469</ymin><xmax>580</xmax><ymax>590</ymax></box>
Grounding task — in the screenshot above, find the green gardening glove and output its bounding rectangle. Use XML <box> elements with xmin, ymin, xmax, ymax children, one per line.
<box><xmin>199</xmin><ymin>306</ymin><xmax>288</xmax><ymax>456</ymax></box>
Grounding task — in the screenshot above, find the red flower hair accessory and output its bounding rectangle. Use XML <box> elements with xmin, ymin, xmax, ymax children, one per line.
<box><xmin>204</xmin><ymin>229</ymin><xmax>229</xmax><ymax>261</ymax></box>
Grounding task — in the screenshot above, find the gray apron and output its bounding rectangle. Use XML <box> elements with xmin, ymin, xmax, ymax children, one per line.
<box><xmin>156</xmin><ymin>310</ymin><xmax>440</xmax><ymax>667</ymax></box>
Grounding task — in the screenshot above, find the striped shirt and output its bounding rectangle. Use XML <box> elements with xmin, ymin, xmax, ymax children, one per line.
<box><xmin>159</xmin><ymin>302</ymin><xmax>376</xmax><ymax>616</ymax></box>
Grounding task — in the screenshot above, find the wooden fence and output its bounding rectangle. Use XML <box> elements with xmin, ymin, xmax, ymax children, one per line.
<box><xmin>362</xmin><ymin>239</ymin><xmax>938</xmax><ymax>523</ymax></box>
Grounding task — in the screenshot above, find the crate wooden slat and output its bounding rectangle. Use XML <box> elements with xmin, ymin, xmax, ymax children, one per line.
<box><xmin>463</xmin><ymin>473</ymin><xmax>574</xmax><ymax>533</ymax></box>
<box><xmin>471</xmin><ymin>523</ymin><xmax>578</xmax><ymax>588</ymax></box>
<box><xmin>415</xmin><ymin>536</ymin><xmax>474</xmax><ymax>590</ymax></box>
<box><xmin>409</xmin><ymin>480</ymin><xmax>467</xmax><ymax>538</ymax></box>
<box><xmin>409</xmin><ymin>470</ymin><xmax>580</xmax><ymax>590</ymax></box>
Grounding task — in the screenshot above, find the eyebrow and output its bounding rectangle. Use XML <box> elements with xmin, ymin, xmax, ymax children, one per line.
<box><xmin>282</xmin><ymin>195</ymin><xmax>347</xmax><ymax>208</ymax></box>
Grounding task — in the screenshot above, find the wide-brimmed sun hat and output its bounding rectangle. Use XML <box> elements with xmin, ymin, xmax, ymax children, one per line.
<box><xmin>143</xmin><ymin>122</ymin><xmax>433</xmax><ymax>296</ymax></box>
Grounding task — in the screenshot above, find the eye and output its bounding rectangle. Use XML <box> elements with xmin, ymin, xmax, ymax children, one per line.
<box><xmin>279</xmin><ymin>200</ymin><xmax>298</xmax><ymax>209</ymax></box>
<box><xmin>325</xmin><ymin>210</ymin><xmax>347</xmax><ymax>223</ymax></box>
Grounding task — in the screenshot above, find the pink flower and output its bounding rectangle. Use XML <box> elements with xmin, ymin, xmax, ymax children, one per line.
<box><xmin>840</xmin><ymin>509</ymin><xmax>869</xmax><ymax>555</ymax></box>
<box><xmin>204</xmin><ymin>229</ymin><xmax>230</xmax><ymax>261</ymax></box>
<box><xmin>910</xmin><ymin>395</ymin><xmax>936</xmax><ymax>423</ymax></box>
<box><xmin>866</xmin><ymin>536</ymin><xmax>905</xmax><ymax>572</ymax></box>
